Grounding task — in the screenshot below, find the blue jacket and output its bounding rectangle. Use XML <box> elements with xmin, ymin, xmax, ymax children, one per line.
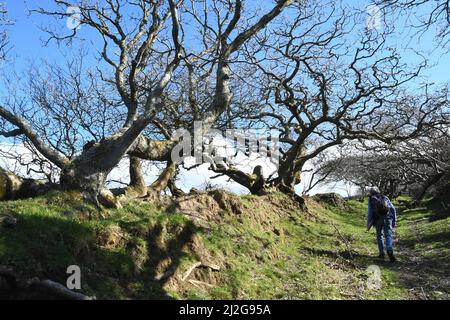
<box><xmin>367</xmin><ymin>195</ymin><xmax>397</xmax><ymax>230</ymax></box>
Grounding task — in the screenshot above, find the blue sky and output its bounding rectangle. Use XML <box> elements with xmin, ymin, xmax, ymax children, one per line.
<box><xmin>3</xmin><ymin>1</ymin><xmax>449</xmax><ymax>80</ymax></box>
<box><xmin>5</xmin><ymin>1</ymin><xmax>99</xmax><ymax>71</ymax></box>
<box><xmin>7</xmin><ymin>1</ymin><xmax>62</xmax><ymax>63</ymax></box>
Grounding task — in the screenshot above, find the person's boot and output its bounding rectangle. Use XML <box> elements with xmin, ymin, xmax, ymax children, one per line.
<box><xmin>377</xmin><ymin>253</ymin><xmax>385</xmax><ymax>260</ymax></box>
<box><xmin>387</xmin><ymin>250</ymin><xmax>396</xmax><ymax>262</ymax></box>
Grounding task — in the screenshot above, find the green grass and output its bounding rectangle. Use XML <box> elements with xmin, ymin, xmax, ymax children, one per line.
<box><xmin>390</xmin><ymin>197</ymin><xmax>450</xmax><ymax>299</ymax></box>
<box><xmin>0</xmin><ymin>191</ymin><xmax>448</xmax><ymax>299</ymax></box>
<box><xmin>0</xmin><ymin>191</ymin><xmax>198</xmax><ymax>299</ymax></box>
<box><xmin>193</xmin><ymin>196</ymin><xmax>398</xmax><ymax>299</ymax></box>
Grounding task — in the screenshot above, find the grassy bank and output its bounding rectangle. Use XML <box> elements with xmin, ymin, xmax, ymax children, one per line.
<box><xmin>0</xmin><ymin>191</ymin><xmax>448</xmax><ymax>299</ymax></box>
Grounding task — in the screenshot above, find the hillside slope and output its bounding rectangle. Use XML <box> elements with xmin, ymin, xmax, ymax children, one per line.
<box><xmin>0</xmin><ymin>190</ymin><xmax>448</xmax><ymax>300</ymax></box>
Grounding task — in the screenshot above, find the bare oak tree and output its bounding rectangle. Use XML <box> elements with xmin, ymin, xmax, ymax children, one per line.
<box><xmin>207</xmin><ymin>1</ymin><xmax>449</xmax><ymax>195</ymax></box>
<box><xmin>379</xmin><ymin>0</ymin><xmax>450</xmax><ymax>49</ymax></box>
<box><xmin>0</xmin><ymin>0</ymin><xmax>295</xmax><ymax>203</ymax></box>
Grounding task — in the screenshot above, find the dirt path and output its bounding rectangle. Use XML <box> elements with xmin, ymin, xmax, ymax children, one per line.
<box><xmin>390</xmin><ymin>213</ymin><xmax>450</xmax><ymax>300</ymax></box>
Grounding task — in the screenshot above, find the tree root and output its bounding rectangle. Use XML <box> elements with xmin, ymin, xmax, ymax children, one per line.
<box><xmin>0</xmin><ymin>168</ymin><xmax>55</xmax><ymax>201</ymax></box>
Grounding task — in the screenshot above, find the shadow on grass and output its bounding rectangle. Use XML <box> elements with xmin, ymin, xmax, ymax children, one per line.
<box><xmin>400</xmin><ymin>199</ymin><xmax>449</xmax><ymax>223</ymax></box>
<box><xmin>426</xmin><ymin>202</ymin><xmax>450</xmax><ymax>222</ymax></box>
<box><xmin>384</xmin><ymin>204</ymin><xmax>450</xmax><ymax>298</ymax></box>
<box><xmin>400</xmin><ymin>231</ymin><xmax>450</xmax><ymax>249</ymax></box>
<box><xmin>0</xmin><ymin>211</ymin><xmax>198</xmax><ymax>300</ymax></box>
<box><xmin>138</xmin><ymin>221</ymin><xmax>197</xmax><ymax>299</ymax></box>
<box><xmin>302</xmin><ymin>246</ymin><xmax>374</xmax><ymax>264</ymax></box>
<box><xmin>387</xmin><ymin>252</ymin><xmax>450</xmax><ymax>299</ymax></box>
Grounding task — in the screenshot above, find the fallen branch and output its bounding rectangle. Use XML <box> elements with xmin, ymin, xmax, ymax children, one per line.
<box><xmin>0</xmin><ymin>265</ymin><xmax>94</xmax><ymax>300</ymax></box>
<box><xmin>420</xmin><ymin>287</ymin><xmax>428</xmax><ymax>300</ymax></box>
<box><xmin>29</xmin><ymin>278</ymin><xmax>93</xmax><ymax>300</ymax></box>
<box><xmin>181</xmin><ymin>261</ymin><xmax>221</xmax><ymax>282</ymax></box>
<box><xmin>181</xmin><ymin>262</ymin><xmax>202</xmax><ymax>281</ymax></box>
<box><xmin>330</xmin><ymin>222</ymin><xmax>355</xmax><ymax>264</ymax></box>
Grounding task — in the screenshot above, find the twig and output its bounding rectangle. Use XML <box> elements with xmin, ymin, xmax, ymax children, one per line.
<box><xmin>420</xmin><ymin>287</ymin><xmax>428</xmax><ymax>300</ymax></box>
<box><xmin>330</xmin><ymin>222</ymin><xmax>355</xmax><ymax>262</ymax></box>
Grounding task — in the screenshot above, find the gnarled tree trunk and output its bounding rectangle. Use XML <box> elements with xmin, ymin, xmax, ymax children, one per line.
<box><xmin>150</xmin><ymin>161</ymin><xmax>178</xmax><ymax>194</ymax></box>
<box><xmin>126</xmin><ymin>157</ymin><xmax>148</xmax><ymax>197</ymax></box>
<box><xmin>0</xmin><ymin>168</ymin><xmax>53</xmax><ymax>201</ymax></box>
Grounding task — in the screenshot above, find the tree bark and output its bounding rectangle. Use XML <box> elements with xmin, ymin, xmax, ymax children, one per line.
<box><xmin>127</xmin><ymin>157</ymin><xmax>147</xmax><ymax>197</ymax></box>
<box><xmin>0</xmin><ymin>168</ymin><xmax>53</xmax><ymax>201</ymax></box>
<box><xmin>167</xmin><ymin>178</ymin><xmax>185</xmax><ymax>197</ymax></box>
<box><xmin>275</xmin><ymin>142</ymin><xmax>305</xmax><ymax>190</ymax></box>
<box><xmin>59</xmin><ymin>119</ymin><xmax>155</xmax><ymax>191</ymax></box>
<box><xmin>0</xmin><ymin>0</ymin><xmax>295</xmax><ymax>202</ymax></box>
<box><xmin>150</xmin><ymin>161</ymin><xmax>178</xmax><ymax>193</ymax></box>
<box><xmin>416</xmin><ymin>172</ymin><xmax>445</xmax><ymax>202</ymax></box>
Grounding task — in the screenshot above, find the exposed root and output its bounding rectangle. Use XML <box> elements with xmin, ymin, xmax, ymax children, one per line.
<box><xmin>29</xmin><ymin>279</ymin><xmax>94</xmax><ymax>300</ymax></box>
<box><xmin>0</xmin><ymin>168</ymin><xmax>54</xmax><ymax>201</ymax></box>
<box><xmin>0</xmin><ymin>265</ymin><xmax>94</xmax><ymax>300</ymax></box>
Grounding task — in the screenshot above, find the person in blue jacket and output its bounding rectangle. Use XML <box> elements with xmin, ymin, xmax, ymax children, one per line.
<box><xmin>367</xmin><ymin>187</ymin><xmax>397</xmax><ymax>262</ymax></box>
